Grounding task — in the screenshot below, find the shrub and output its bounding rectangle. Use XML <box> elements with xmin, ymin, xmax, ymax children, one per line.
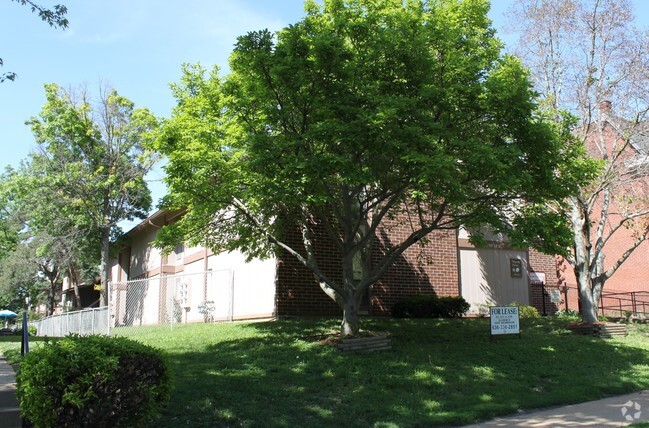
<box><xmin>437</xmin><ymin>296</ymin><xmax>471</xmax><ymax>318</ymax></box>
<box><xmin>555</xmin><ymin>308</ymin><xmax>579</xmax><ymax>318</ymax></box>
<box><xmin>392</xmin><ymin>295</ymin><xmax>435</xmax><ymax>318</ymax></box>
<box><xmin>17</xmin><ymin>334</ymin><xmax>170</xmax><ymax>427</ymax></box>
<box><xmin>13</xmin><ymin>325</ymin><xmax>37</xmax><ymax>336</ymax></box>
<box><xmin>392</xmin><ymin>295</ymin><xmax>469</xmax><ymax>318</ymax></box>
<box><xmin>509</xmin><ymin>302</ymin><xmax>540</xmax><ymax>318</ymax></box>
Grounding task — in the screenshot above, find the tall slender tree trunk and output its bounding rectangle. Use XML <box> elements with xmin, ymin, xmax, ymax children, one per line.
<box><xmin>570</xmin><ymin>198</ymin><xmax>609</xmax><ymax>323</ymax></box>
<box><xmin>67</xmin><ymin>266</ymin><xmax>82</xmax><ymax>308</ymax></box>
<box><xmin>48</xmin><ymin>279</ymin><xmax>57</xmax><ymax>316</ymax></box>
<box><xmin>100</xmin><ymin>226</ymin><xmax>110</xmax><ymax>307</ymax></box>
<box><xmin>576</xmin><ymin>269</ymin><xmax>599</xmax><ymax>323</ymax></box>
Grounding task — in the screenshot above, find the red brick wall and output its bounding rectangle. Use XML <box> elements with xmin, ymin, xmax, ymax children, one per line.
<box><xmin>275</xmin><ymin>220</ymin><xmax>600</xmax><ymax>317</ymax></box>
<box><xmin>560</xmin><ymin>235</ymin><xmax>649</xmax><ymax>295</ymax></box>
<box><xmin>528</xmin><ymin>249</ymin><xmax>562</xmax><ymax>315</ymax></box>
<box><xmin>275</xmin><ymin>223</ymin><xmax>343</xmax><ymax>316</ymax></box>
<box><xmin>571</xmin><ymin>119</ymin><xmax>649</xmax><ymax>295</ymax></box>
<box><xmin>371</xmin><ymin>228</ymin><xmax>458</xmax><ymax>315</ymax></box>
<box><xmin>275</xmin><ymin>221</ymin><xmax>460</xmax><ymax>317</ymax></box>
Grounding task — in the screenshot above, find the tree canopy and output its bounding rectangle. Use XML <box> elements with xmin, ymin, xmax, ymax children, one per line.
<box><xmin>26</xmin><ymin>83</ymin><xmax>158</xmax><ymax>306</ymax></box>
<box><xmin>154</xmin><ymin>0</ymin><xmax>591</xmax><ymax>335</ymax></box>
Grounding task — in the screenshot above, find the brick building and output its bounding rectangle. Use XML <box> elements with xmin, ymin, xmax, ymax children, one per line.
<box><xmin>111</xmin><ymin>210</ymin><xmax>561</xmax><ymax>321</ymax></box>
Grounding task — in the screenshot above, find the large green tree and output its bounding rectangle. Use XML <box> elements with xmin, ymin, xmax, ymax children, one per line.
<box><xmin>155</xmin><ymin>0</ymin><xmax>589</xmax><ymax>336</ymax></box>
<box><xmin>0</xmin><ymin>169</ymin><xmax>20</xmax><ymax>259</ymax></box>
<box><xmin>0</xmin><ymin>169</ymin><xmax>56</xmax><ymax>314</ymax></box>
<box><xmin>0</xmin><ymin>234</ymin><xmax>62</xmax><ymax>316</ymax></box>
<box><xmin>20</xmin><ymin>166</ymin><xmax>101</xmax><ymax>310</ymax></box>
<box><xmin>27</xmin><ymin>84</ymin><xmax>158</xmax><ymax>306</ymax></box>
<box><xmin>0</xmin><ymin>165</ymin><xmax>99</xmax><ymax>314</ymax></box>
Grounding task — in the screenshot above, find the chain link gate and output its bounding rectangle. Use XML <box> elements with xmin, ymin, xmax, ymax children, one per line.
<box><xmin>109</xmin><ymin>270</ymin><xmax>234</xmax><ymax>336</ymax></box>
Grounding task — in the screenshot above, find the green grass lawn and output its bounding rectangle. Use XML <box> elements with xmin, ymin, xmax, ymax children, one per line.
<box><xmin>1</xmin><ymin>317</ymin><xmax>649</xmax><ymax>427</ymax></box>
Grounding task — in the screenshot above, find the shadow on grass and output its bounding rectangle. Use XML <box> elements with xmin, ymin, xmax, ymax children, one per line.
<box><xmin>148</xmin><ymin>317</ymin><xmax>649</xmax><ymax>427</ymax></box>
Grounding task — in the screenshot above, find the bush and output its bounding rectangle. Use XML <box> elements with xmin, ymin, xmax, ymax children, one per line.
<box><xmin>17</xmin><ymin>335</ymin><xmax>170</xmax><ymax>427</ymax></box>
<box><xmin>555</xmin><ymin>308</ymin><xmax>579</xmax><ymax>318</ymax></box>
<box><xmin>509</xmin><ymin>302</ymin><xmax>540</xmax><ymax>318</ymax></box>
<box><xmin>393</xmin><ymin>295</ymin><xmax>470</xmax><ymax>318</ymax></box>
<box><xmin>437</xmin><ymin>296</ymin><xmax>471</xmax><ymax>318</ymax></box>
<box><xmin>13</xmin><ymin>325</ymin><xmax>37</xmax><ymax>336</ymax></box>
<box><xmin>392</xmin><ymin>295</ymin><xmax>434</xmax><ymax>318</ymax></box>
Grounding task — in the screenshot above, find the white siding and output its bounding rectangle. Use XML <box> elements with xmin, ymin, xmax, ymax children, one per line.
<box><xmin>129</xmin><ymin>227</ymin><xmax>161</xmax><ymax>278</ymax></box>
<box><xmin>208</xmin><ymin>251</ymin><xmax>276</xmax><ymax>319</ymax></box>
<box><xmin>460</xmin><ymin>248</ymin><xmax>530</xmax><ymax>313</ymax></box>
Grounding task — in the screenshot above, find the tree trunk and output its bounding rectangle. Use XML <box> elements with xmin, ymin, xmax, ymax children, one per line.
<box><xmin>577</xmin><ymin>274</ymin><xmax>599</xmax><ymax>323</ymax></box>
<box><xmin>569</xmin><ymin>199</ymin><xmax>600</xmax><ymax>323</ymax></box>
<box><xmin>68</xmin><ymin>266</ymin><xmax>82</xmax><ymax>308</ymax></box>
<box><xmin>48</xmin><ymin>278</ymin><xmax>57</xmax><ymax>316</ymax></box>
<box><xmin>341</xmin><ymin>296</ymin><xmax>361</xmax><ymax>337</ymax></box>
<box><xmin>100</xmin><ymin>226</ymin><xmax>111</xmax><ymax>307</ymax></box>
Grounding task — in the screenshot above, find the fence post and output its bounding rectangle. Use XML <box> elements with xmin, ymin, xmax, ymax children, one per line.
<box><xmin>170</xmin><ymin>277</ymin><xmax>175</xmax><ymax>331</ymax></box>
<box><xmin>107</xmin><ymin>281</ymin><xmax>111</xmax><ymax>336</ymax></box>
<box><xmin>229</xmin><ymin>269</ymin><xmax>235</xmax><ymax>322</ymax></box>
<box><xmin>631</xmin><ymin>292</ymin><xmax>637</xmax><ymax>316</ymax></box>
<box><xmin>563</xmin><ymin>286</ymin><xmax>569</xmax><ymax>312</ymax></box>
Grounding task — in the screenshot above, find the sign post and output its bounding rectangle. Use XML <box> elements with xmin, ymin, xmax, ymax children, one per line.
<box><xmin>490</xmin><ymin>306</ymin><xmax>521</xmax><ymax>340</ymax></box>
<box><xmin>21</xmin><ymin>311</ymin><xmax>29</xmax><ymax>356</ymax></box>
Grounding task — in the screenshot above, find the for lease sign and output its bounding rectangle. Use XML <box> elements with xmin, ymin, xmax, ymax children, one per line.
<box><xmin>490</xmin><ymin>306</ymin><xmax>520</xmax><ymax>336</ymax></box>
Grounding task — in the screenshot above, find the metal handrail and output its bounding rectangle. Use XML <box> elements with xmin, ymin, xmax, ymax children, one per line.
<box><xmin>561</xmin><ymin>285</ymin><xmax>649</xmax><ymax>317</ymax></box>
<box><xmin>599</xmin><ymin>290</ymin><xmax>649</xmax><ymax>317</ymax></box>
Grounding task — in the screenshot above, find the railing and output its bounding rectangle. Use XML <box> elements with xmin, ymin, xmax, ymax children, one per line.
<box><xmin>599</xmin><ymin>291</ymin><xmax>649</xmax><ymax>317</ymax></box>
<box><xmin>35</xmin><ymin>307</ymin><xmax>109</xmax><ymax>337</ymax></box>
<box><xmin>34</xmin><ymin>270</ymin><xmax>239</xmax><ymax>337</ymax></box>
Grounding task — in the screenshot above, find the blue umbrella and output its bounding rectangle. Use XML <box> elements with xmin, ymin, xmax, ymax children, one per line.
<box><xmin>0</xmin><ymin>310</ymin><xmax>17</xmax><ymax>318</ymax></box>
<box><xmin>0</xmin><ymin>310</ymin><xmax>18</xmax><ymax>328</ymax></box>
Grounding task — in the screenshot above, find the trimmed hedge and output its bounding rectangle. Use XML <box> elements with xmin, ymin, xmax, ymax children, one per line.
<box><xmin>17</xmin><ymin>335</ymin><xmax>170</xmax><ymax>427</ymax></box>
<box><xmin>392</xmin><ymin>295</ymin><xmax>470</xmax><ymax>318</ymax></box>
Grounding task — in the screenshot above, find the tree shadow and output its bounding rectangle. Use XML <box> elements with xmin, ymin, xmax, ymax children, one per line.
<box><xmin>276</xmin><ymin>224</ymin><xmax>442</xmax><ymax>317</ymax></box>
<box><xmin>370</xmin><ymin>228</ymin><xmax>435</xmax><ymax>314</ymax></box>
<box><xmin>149</xmin><ymin>318</ymin><xmax>649</xmax><ymax>427</ymax></box>
<box><xmin>113</xmin><ymin>245</ymin><xmax>153</xmax><ymax>327</ymax></box>
<box><xmin>477</xmin><ymin>248</ymin><xmax>530</xmax><ymax>306</ymax></box>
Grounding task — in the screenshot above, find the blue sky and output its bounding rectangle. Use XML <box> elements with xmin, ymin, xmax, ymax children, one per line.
<box><xmin>1</xmin><ymin>0</ymin><xmax>648</xmax><ymax>215</ymax></box>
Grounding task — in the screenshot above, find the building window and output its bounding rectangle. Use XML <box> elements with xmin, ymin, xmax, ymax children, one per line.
<box><xmin>175</xmin><ymin>244</ymin><xmax>184</xmax><ymax>260</ymax></box>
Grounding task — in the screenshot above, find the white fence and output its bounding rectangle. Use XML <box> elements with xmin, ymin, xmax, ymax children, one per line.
<box><xmin>35</xmin><ymin>307</ymin><xmax>109</xmax><ymax>337</ymax></box>
<box><xmin>109</xmin><ymin>270</ymin><xmax>233</xmax><ymax>336</ymax></box>
<box><xmin>35</xmin><ymin>269</ymin><xmax>275</xmax><ymax>337</ymax></box>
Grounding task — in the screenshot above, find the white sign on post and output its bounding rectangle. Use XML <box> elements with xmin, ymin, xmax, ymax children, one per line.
<box><xmin>490</xmin><ymin>306</ymin><xmax>520</xmax><ymax>337</ymax></box>
<box><xmin>549</xmin><ymin>289</ymin><xmax>562</xmax><ymax>303</ymax></box>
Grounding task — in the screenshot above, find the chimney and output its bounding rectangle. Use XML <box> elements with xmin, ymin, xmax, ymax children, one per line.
<box><xmin>600</xmin><ymin>100</ymin><xmax>612</xmax><ymax>112</ymax></box>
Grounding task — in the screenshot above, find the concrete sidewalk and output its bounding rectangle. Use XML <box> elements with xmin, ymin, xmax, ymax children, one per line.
<box><xmin>463</xmin><ymin>389</ymin><xmax>649</xmax><ymax>427</ymax></box>
<box><xmin>0</xmin><ymin>356</ymin><xmax>21</xmax><ymax>428</ymax></box>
